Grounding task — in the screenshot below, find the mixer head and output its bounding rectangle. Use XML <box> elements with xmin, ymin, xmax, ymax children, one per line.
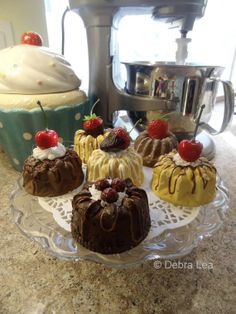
<box><xmin>69</xmin><ymin>0</ymin><xmax>209</xmax><ymax>125</ymax></box>
<box><xmin>152</xmin><ymin>0</ymin><xmax>207</xmax><ymax>37</ymax></box>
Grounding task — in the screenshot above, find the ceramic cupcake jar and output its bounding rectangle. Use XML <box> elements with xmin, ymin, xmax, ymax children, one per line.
<box><xmin>0</xmin><ymin>33</ymin><xmax>92</xmax><ymax>171</ymax></box>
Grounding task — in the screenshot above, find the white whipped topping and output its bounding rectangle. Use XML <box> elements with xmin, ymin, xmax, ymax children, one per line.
<box><xmin>33</xmin><ymin>142</ymin><xmax>66</xmax><ymax>160</ymax></box>
<box><xmin>173</xmin><ymin>153</ymin><xmax>202</xmax><ymax>167</ymax></box>
<box><xmin>89</xmin><ymin>184</ymin><xmax>102</xmax><ymax>201</ymax></box>
<box><xmin>89</xmin><ymin>183</ymin><xmax>127</xmax><ymax>206</ymax></box>
<box><xmin>0</xmin><ymin>45</ymin><xmax>81</xmax><ymax>94</ymax></box>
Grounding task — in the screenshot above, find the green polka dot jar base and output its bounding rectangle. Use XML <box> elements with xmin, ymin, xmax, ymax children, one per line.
<box><xmin>0</xmin><ymin>99</ymin><xmax>93</xmax><ymax>171</ymax></box>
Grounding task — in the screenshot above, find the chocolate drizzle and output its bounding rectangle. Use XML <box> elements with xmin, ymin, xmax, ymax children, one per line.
<box><xmin>198</xmin><ymin>167</ymin><xmax>209</xmax><ymax>189</ymax></box>
<box><xmin>154</xmin><ymin>152</ymin><xmax>216</xmax><ymax>195</ymax></box>
<box><xmin>168</xmin><ymin>166</ymin><xmax>185</xmax><ymax>195</ymax></box>
<box><xmin>191</xmin><ymin>171</ymin><xmax>196</xmax><ymax>194</ymax></box>
<box><xmin>74</xmin><ymin>130</ymin><xmax>108</xmax><ymax>164</ymax></box>
<box><xmin>134</xmin><ymin>130</ymin><xmax>178</xmax><ymax>167</ymax></box>
<box><xmin>71</xmin><ymin>178</ymin><xmax>151</xmax><ymax>254</ymax></box>
<box><xmin>100</xmin><ymin>130</ymin><xmax>125</xmax><ymax>152</ymax></box>
<box><xmin>100</xmin><ymin>204</ymin><xmax>118</xmax><ymax>232</ymax></box>
<box><xmin>23</xmin><ymin>149</ymin><xmax>84</xmax><ymax>197</ymax></box>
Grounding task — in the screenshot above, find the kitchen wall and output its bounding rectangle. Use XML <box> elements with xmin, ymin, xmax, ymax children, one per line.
<box><xmin>0</xmin><ymin>0</ymin><xmax>48</xmax><ymax>46</ymax></box>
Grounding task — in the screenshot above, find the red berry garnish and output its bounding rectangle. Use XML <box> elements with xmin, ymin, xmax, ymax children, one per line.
<box><xmin>21</xmin><ymin>32</ymin><xmax>43</xmax><ymax>46</ymax></box>
<box><xmin>178</xmin><ymin>139</ymin><xmax>203</xmax><ymax>162</ymax></box>
<box><xmin>83</xmin><ymin>113</ymin><xmax>104</xmax><ymax>137</ymax></box>
<box><xmin>147</xmin><ymin>119</ymin><xmax>168</xmax><ymax>139</ymax></box>
<box><xmin>101</xmin><ymin>188</ymin><xmax>119</xmax><ymax>203</ymax></box>
<box><xmin>114</xmin><ymin>128</ymin><xmax>130</xmax><ymax>149</ymax></box>
<box><xmin>95</xmin><ymin>179</ymin><xmax>110</xmax><ymax>191</ymax></box>
<box><xmin>100</xmin><ymin>128</ymin><xmax>130</xmax><ymax>152</ymax></box>
<box><xmin>35</xmin><ymin>101</ymin><xmax>58</xmax><ymax>149</ymax></box>
<box><xmin>111</xmin><ymin>178</ymin><xmax>126</xmax><ymax>192</ymax></box>
<box><xmin>178</xmin><ymin>104</ymin><xmax>206</xmax><ymax>162</ymax></box>
<box><xmin>35</xmin><ymin>130</ymin><xmax>58</xmax><ymax>149</ymax></box>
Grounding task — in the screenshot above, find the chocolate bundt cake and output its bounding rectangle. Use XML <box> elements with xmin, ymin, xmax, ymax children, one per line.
<box><xmin>134</xmin><ymin>130</ymin><xmax>178</xmax><ymax>167</ymax></box>
<box><xmin>71</xmin><ymin>178</ymin><xmax>151</xmax><ymax>254</ymax></box>
<box><xmin>23</xmin><ymin>149</ymin><xmax>84</xmax><ymax>197</ymax></box>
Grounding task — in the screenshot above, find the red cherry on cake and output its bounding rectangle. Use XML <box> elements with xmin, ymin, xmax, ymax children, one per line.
<box><xmin>101</xmin><ymin>187</ymin><xmax>119</xmax><ymax>203</ymax></box>
<box><xmin>178</xmin><ymin>104</ymin><xmax>206</xmax><ymax>162</ymax></box>
<box><xmin>21</xmin><ymin>32</ymin><xmax>43</xmax><ymax>46</ymax></box>
<box><xmin>95</xmin><ymin>179</ymin><xmax>110</xmax><ymax>191</ymax></box>
<box><xmin>35</xmin><ymin>129</ymin><xmax>58</xmax><ymax>149</ymax></box>
<box><xmin>111</xmin><ymin>178</ymin><xmax>126</xmax><ymax>192</ymax></box>
<box><xmin>147</xmin><ymin>119</ymin><xmax>168</xmax><ymax>139</ymax></box>
<box><xmin>178</xmin><ymin>139</ymin><xmax>203</xmax><ymax>162</ymax></box>
<box><xmin>83</xmin><ymin>113</ymin><xmax>104</xmax><ymax>138</ymax></box>
<box><xmin>35</xmin><ymin>101</ymin><xmax>58</xmax><ymax>149</ymax></box>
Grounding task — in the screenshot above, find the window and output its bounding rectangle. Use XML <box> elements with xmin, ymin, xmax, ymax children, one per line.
<box><xmin>45</xmin><ymin>0</ymin><xmax>88</xmax><ymax>91</ymax></box>
<box><xmin>45</xmin><ymin>0</ymin><xmax>236</xmax><ymax>93</ymax></box>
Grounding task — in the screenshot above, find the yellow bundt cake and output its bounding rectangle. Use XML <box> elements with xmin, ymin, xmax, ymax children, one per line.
<box><xmin>86</xmin><ymin>127</ymin><xmax>144</xmax><ymax>187</ymax></box>
<box><xmin>151</xmin><ymin>150</ymin><xmax>216</xmax><ymax>207</ymax></box>
<box><xmin>87</xmin><ymin>147</ymin><xmax>144</xmax><ymax>187</ymax></box>
<box><xmin>74</xmin><ymin>129</ymin><xmax>109</xmax><ymax>164</ymax></box>
<box><xmin>74</xmin><ymin>113</ymin><xmax>110</xmax><ymax>164</ymax></box>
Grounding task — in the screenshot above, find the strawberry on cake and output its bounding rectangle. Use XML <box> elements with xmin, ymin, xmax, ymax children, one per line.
<box><xmin>74</xmin><ymin>112</ymin><xmax>109</xmax><ymax>164</ymax></box>
<box><xmin>134</xmin><ymin>119</ymin><xmax>178</xmax><ymax>167</ymax></box>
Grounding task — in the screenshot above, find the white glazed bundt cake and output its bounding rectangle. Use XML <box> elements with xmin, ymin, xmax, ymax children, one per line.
<box><xmin>74</xmin><ymin>113</ymin><xmax>110</xmax><ymax>164</ymax></box>
<box><xmin>86</xmin><ymin>127</ymin><xmax>144</xmax><ymax>187</ymax></box>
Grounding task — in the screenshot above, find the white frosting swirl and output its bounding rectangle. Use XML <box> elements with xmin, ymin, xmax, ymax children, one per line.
<box><xmin>0</xmin><ymin>45</ymin><xmax>81</xmax><ymax>94</ymax></box>
<box><xmin>89</xmin><ymin>184</ymin><xmax>102</xmax><ymax>201</ymax></box>
<box><xmin>33</xmin><ymin>143</ymin><xmax>66</xmax><ymax>160</ymax></box>
<box><xmin>89</xmin><ymin>183</ymin><xmax>127</xmax><ymax>206</ymax></box>
<box><xmin>173</xmin><ymin>153</ymin><xmax>202</xmax><ymax>167</ymax></box>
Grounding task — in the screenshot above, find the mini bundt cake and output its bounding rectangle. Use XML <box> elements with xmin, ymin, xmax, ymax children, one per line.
<box><xmin>134</xmin><ymin>119</ymin><xmax>178</xmax><ymax>167</ymax></box>
<box><xmin>86</xmin><ymin>127</ymin><xmax>144</xmax><ymax>187</ymax></box>
<box><xmin>151</xmin><ymin>149</ymin><xmax>216</xmax><ymax>207</ymax></box>
<box><xmin>74</xmin><ymin>113</ymin><xmax>109</xmax><ymax>164</ymax></box>
<box><xmin>74</xmin><ymin>130</ymin><xmax>109</xmax><ymax>164</ymax></box>
<box><xmin>23</xmin><ymin>104</ymin><xmax>84</xmax><ymax>196</ymax></box>
<box><xmin>23</xmin><ymin>148</ymin><xmax>84</xmax><ymax>197</ymax></box>
<box><xmin>71</xmin><ymin>178</ymin><xmax>151</xmax><ymax>254</ymax></box>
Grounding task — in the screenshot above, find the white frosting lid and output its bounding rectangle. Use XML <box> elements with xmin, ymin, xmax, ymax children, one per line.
<box><xmin>33</xmin><ymin>142</ymin><xmax>66</xmax><ymax>160</ymax></box>
<box><xmin>0</xmin><ymin>45</ymin><xmax>81</xmax><ymax>94</ymax></box>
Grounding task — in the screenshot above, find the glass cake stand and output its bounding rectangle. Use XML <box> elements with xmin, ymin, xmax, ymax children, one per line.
<box><xmin>10</xmin><ymin>171</ymin><xmax>229</xmax><ymax>268</ymax></box>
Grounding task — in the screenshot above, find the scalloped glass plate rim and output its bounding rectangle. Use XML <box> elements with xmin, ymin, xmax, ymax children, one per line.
<box><xmin>10</xmin><ymin>175</ymin><xmax>230</xmax><ymax>268</ymax></box>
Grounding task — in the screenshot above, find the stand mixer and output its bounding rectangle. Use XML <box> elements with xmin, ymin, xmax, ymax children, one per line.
<box><xmin>69</xmin><ymin>0</ymin><xmax>235</xmax><ymax>159</ymax></box>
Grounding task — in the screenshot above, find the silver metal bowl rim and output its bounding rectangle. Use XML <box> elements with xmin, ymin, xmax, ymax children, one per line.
<box><xmin>121</xmin><ymin>61</ymin><xmax>224</xmax><ymax>69</ymax></box>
